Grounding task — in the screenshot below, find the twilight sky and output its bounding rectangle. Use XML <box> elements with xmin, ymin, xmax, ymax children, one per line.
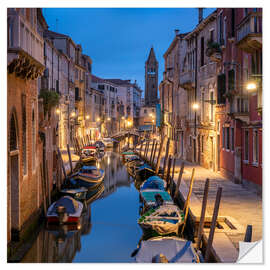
<box><xmin>43</xmin><ymin>8</ymin><xmax>216</xmax><ymax>97</ymax></box>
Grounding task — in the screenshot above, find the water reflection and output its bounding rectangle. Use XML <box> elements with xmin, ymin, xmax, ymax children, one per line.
<box><xmin>21</xmin><ymin>151</ymin><xmax>141</xmax><ymax>263</ymax></box>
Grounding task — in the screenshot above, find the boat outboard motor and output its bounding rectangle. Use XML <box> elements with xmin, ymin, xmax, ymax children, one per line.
<box><xmin>154</xmin><ymin>193</ymin><xmax>164</xmax><ymax>207</ymax></box>
<box><xmin>56</xmin><ymin>206</ymin><xmax>68</xmax><ymax>224</ymax></box>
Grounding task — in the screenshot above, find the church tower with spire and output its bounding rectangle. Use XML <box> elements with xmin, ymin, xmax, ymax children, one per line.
<box><xmin>145</xmin><ymin>47</ymin><xmax>158</xmax><ymax>106</ymax></box>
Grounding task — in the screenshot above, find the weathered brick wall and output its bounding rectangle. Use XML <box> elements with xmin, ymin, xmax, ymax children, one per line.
<box><xmin>7</xmin><ymin>73</ymin><xmax>41</xmax><ymax>241</ymax></box>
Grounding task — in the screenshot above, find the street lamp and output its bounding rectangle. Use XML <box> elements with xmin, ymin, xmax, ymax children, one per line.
<box><xmin>71</xmin><ymin>111</ymin><xmax>76</xmax><ymax>118</ymax></box>
<box><xmin>246</xmin><ymin>81</ymin><xmax>257</xmax><ymax>91</ymax></box>
<box><xmin>55</xmin><ymin>108</ymin><xmax>60</xmax><ymax>115</ymax></box>
<box><xmin>86</xmin><ymin>115</ymin><xmax>90</xmax><ymax>120</ymax></box>
<box><xmin>97</xmin><ymin>117</ymin><xmax>100</xmax><ymax>122</ymax></box>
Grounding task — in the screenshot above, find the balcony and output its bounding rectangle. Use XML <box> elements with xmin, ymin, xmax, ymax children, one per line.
<box><xmin>236</xmin><ymin>11</ymin><xmax>262</xmax><ymax>53</ymax></box>
<box><xmin>199</xmin><ymin>62</ymin><xmax>217</xmax><ymax>81</ymax></box>
<box><xmin>179</xmin><ymin>70</ymin><xmax>195</xmax><ymax>90</ymax></box>
<box><xmin>8</xmin><ymin>12</ymin><xmax>45</xmax><ymax>79</ymax></box>
<box><xmin>228</xmin><ymin>96</ymin><xmax>250</xmax><ymax>123</ymax></box>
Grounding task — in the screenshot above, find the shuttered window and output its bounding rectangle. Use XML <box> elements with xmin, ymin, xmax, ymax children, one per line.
<box><xmin>217</xmin><ymin>74</ymin><xmax>226</xmax><ymax>104</ymax></box>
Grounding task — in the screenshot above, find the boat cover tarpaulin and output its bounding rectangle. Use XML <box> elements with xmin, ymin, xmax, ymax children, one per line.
<box><xmin>138</xmin><ymin>164</ymin><xmax>152</xmax><ymax>170</ymax></box>
<box><xmin>122</xmin><ymin>151</ymin><xmax>135</xmax><ymax>155</ymax></box>
<box><xmin>50</xmin><ymin>196</ymin><xmax>79</xmax><ymax>214</ymax></box>
<box><xmin>135</xmin><ymin>237</ymin><xmax>199</xmax><ymax>263</ymax></box>
<box><xmin>141</xmin><ymin>176</ymin><xmax>165</xmax><ymax>191</ymax></box>
<box><xmin>141</xmin><ymin>190</ymin><xmax>173</xmax><ymax>206</ymax></box>
<box><xmin>138</xmin><ymin>205</ymin><xmax>184</xmax><ymax>235</ymax></box>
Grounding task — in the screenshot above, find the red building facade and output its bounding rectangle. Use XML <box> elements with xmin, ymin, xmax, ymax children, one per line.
<box><xmin>215</xmin><ymin>8</ymin><xmax>262</xmax><ymax>192</ymax></box>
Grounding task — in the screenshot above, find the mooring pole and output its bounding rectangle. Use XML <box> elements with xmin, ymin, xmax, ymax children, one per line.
<box><xmin>57</xmin><ymin>147</ymin><xmax>67</xmax><ymax>180</ymax></box>
<box><xmin>244</xmin><ymin>225</ymin><xmax>253</xmax><ymax>242</ymax></box>
<box><xmin>155</xmin><ymin>135</ymin><xmax>167</xmax><ymax>175</ymax></box>
<box><xmin>151</xmin><ymin>140</ymin><xmax>157</xmax><ymax>167</ymax></box>
<box><xmin>174</xmin><ymin>162</ymin><xmax>185</xmax><ymax>200</ymax></box>
<box><xmin>166</xmin><ymin>156</ymin><xmax>172</xmax><ymax>189</ymax></box>
<box><xmin>169</xmin><ymin>158</ymin><xmax>176</xmax><ymax>195</ymax></box>
<box><xmin>149</xmin><ymin>139</ymin><xmax>156</xmax><ymax>164</ymax></box>
<box><xmin>196</xmin><ymin>178</ymin><xmax>210</xmax><ymax>249</ymax></box>
<box><xmin>181</xmin><ymin>168</ymin><xmax>196</xmax><ymax>236</ymax></box>
<box><xmin>67</xmin><ymin>143</ymin><xmax>73</xmax><ymax>174</ymax></box>
<box><xmin>162</xmin><ymin>138</ymin><xmax>170</xmax><ymax>178</ymax></box>
<box><xmin>205</xmin><ymin>187</ymin><xmax>223</xmax><ymax>262</ymax></box>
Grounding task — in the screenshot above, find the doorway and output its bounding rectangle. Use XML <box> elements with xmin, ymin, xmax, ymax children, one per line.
<box><xmin>217</xmin><ymin>134</ymin><xmax>220</xmax><ymax>171</ymax></box>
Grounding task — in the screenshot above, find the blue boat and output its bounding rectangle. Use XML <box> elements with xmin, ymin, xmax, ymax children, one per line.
<box><xmin>140</xmin><ymin>176</ymin><xmax>166</xmax><ymax>191</ymax></box>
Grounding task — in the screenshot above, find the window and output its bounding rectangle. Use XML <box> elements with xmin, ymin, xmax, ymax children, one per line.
<box><xmin>8</xmin><ymin>18</ymin><xmax>14</xmax><ymax>47</ymax></box>
<box><xmin>9</xmin><ymin>112</ymin><xmax>18</xmax><ymax>151</ymax></box>
<box><xmin>200</xmin><ymin>37</ymin><xmax>204</xmax><ymax>66</ymax></box>
<box><xmin>32</xmin><ymin>109</ymin><xmax>36</xmax><ymax>170</ymax></box>
<box><xmin>217</xmin><ymin>74</ymin><xmax>226</xmax><ymax>104</ymax></box>
<box><xmin>22</xmin><ymin>95</ymin><xmax>27</xmax><ymax>175</ymax></box>
<box><xmin>228</xmin><ymin>69</ymin><xmax>235</xmax><ymax>91</ymax></box>
<box><xmin>144</xmin><ymin>109</ymin><xmax>147</xmax><ymax>114</ymax></box>
<box><xmin>201</xmin><ymin>92</ymin><xmax>205</xmax><ymax>121</ymax></box>
<box><xmin>223</xmin><ymin>17</ymin><xmax>227</xmax><ymax>47</ymax></box>
<box><xmin>201</xmin><ymin>135</ymin><xmax>204</xmax><ymax>153</ymax></box>
<box><xmin>98</xmin><ymin>84</ymin><xmax>104</xmax><ymax>90</ymax></box>
<box><xmin>209</xmin><ymin>29</ymin><xmax>214</xmax><ymax>42</ymax></box>
<box><xmin>244</xmin><ymin>8</ymin><xmax>248</xmax><ymax>17</ymax></box>
<box><xmin>244</xmin><ymin>130</ymin><xmax>249</xmax><ymax>161</ymax></box>
<box><xmin>231</xmin><ymin>9</ymin><xmax>235</xmax><ymax>37</ymax></box>
<box><xmin>226</xmin><ymin>127</ymin><xmax>230</xmax><ymax>150</ymax></box>
<box><xmin>231</xmin><ymin>128</ymin><xmax>234</xmax><ymax>151</ymax></box>
<box><xmin>210</xmin><ymin>91</ymin><xmax>214</xmax><ymax>122</ymax></box>
<box><xmin>152</xmin><ymin>109</ymin><xmax>155</xmax><ymax>112</ymax></box>
<box><xmin>222</xmin><ymin>127</ymin><xmax>225</xmax><ymax>148</ymax></box>
<box><xmin>75</xmin><ymin>87</ymin><xmax>80</xmax><ymax>101</ymax></box>
<box><xmin>190</xmin><ymin>136</ymin><xmax>192</xmax><ymax>146</ymax></box>
<box><xmin>218</xmin><ymin>13</ymin><xmax>224</xmax><ymax>45</ymax></box>
<box><xmin>253</xmin><ymin>130</ymin><xmax>259</xmax><ymax>164</ymax></box>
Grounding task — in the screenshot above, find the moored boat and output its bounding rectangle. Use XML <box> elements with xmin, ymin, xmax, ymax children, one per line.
<box><xmin>135</xmin><ymin>164</ymin><xmax>156</xmax><ymax>182</ymax></box>
<box><xmin>140</xmin><ymin>175</ymin><xmax>166</xmax><ymax>191</ymax></box>
<box><xmin>46</xmin><ymin>196</ymin><xmax>84</xmax><ymax>224</ymax></box>
<box><xmin>134</xmin><ymin>236</ymin><xmax>200</xmax><ymax>263</ymax></box>
<box><xmin>60</xmin><ymin>187</ymin><xmax>88</xmax><ymax>202</ymax></box>
<box><xmin>138</xmin><ymin>204</ymin><xmax>184</xmax><ymax>236</ymax></box>
<box><xmin>74</xmin><ymin>165</ymin><xmax>105</xmax><ymax>190</ymax></box>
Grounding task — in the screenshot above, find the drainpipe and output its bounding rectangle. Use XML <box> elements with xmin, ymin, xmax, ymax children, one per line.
<box><xmin>194</xmin><ymin>33</ymin><xmax>198</xmax><ymax>163</ymax></box>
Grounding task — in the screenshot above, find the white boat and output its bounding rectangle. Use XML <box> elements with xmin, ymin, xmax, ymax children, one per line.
<box><xmin>135</xmin><ymin>236</ymin><xmax>200</xmax><ymax>263</ymax></box>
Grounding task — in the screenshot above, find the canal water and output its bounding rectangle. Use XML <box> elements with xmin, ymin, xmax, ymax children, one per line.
<box><xmin>21</xmin><ymin>151</ymin><xmax>143</xmax><ymax>263</ymax></box>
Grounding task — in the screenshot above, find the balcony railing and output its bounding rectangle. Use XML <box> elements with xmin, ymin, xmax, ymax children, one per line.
<box><xmin>8</xmin><ymin>11</ymin><xmax>44</xmax><ymax>65</ymax></box>
<box><xmin>236</xmin><ymin>11</ymin><xmax>262</xmax><ymax>52</ymax></box>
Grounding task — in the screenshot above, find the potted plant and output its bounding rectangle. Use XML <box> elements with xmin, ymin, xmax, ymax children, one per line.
<box><xmin>206</xmin><ymin>40</ymin><xmax>222</xmax><ymax>62</ymax></box>
<box><xmin>39</xmin><ymin>89</ymin><xmax>60</xmax><ymax>118</ymax></box>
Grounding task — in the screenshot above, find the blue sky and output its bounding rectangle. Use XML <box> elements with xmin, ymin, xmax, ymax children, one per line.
<box><xmin>43</xmin><ymin>8</ymin><xmax>216</xmax><ymax>96</ymax></box>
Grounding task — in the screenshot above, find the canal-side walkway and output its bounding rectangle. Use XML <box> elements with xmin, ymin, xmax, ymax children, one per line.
<box><xmin>139</xmin><ymin>144</ymin><xmax>262</xmax><ymax>262</ymax></box>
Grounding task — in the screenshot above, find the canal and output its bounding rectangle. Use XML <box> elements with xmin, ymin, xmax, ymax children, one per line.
<box><xmin>21</xmin><ymin>151</ymin><xmax>143</xmax><ymax>263</ymax></box>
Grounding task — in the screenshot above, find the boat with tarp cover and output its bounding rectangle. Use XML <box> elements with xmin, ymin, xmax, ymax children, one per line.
<box><xmin>46</xmin><ymin>196</ymin><xmax>83</xmax><ymax>224</ymax></box>
<box><xmin>134</xmin><ymin>236</ymin><xmax>200</xmax><ymax>263</ymax></box>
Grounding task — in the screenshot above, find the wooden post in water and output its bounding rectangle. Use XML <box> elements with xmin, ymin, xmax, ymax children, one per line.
<box><xmin>181</xmin><ymin>168</ymin><xmax>196</xmax><ymax>235</ymax></box>
<box><xmin>45</xmin><ymin>160</ymin><xmax>51</xmax><ymax>206</ymax></box>
<box><xmin>40</xmin><ymin>163</ymin><xmax>47</xmax><ymax>215</ymax></box>
<box><xmin>205</xmin><ymin>187</ymin><xmax>223</xmax><ymax>262</ymax></box>
<box><xmin>244</xmin><ymin>225</ymin><xmax>253</xmax><ymax>242</ymax></box>
<box><xmin>196</xmin><ymin>178</ymin><xmax>210</xmax><ymax>249</ymax></box>
<box><xmin>155</xmin><ymin>136</ymin><xmax>167</xmax><ymax>175</ymax></box>
<box><xmin>169</xmin><ymin>158</ymin><xmax>176</xmax><ymax>194</ymax></box>
<box><xmin>174</xmin><ymin>162</ymin><xmax>185</xmax><ymax>199</ymax></box>
<box><xmin>162</xmin><ymin>138</ymin><xmax>170</xmax><ymax>178</ymax></box>
<box><xmin>151</xmin><ymin>140</ymin><xmax>157</xmax><ymax>167</ymax></box>
<box><xmin>67</xmin><ymin>144</ymin><xmax>73</xmax><ymax>174</ymax></box>
<box><xmin>139</xmin><ymin>139</ymin><xmax>143</xmax><ymax>157</ymax></box>
<box><xmin>144</xmin><ymin>140</ymin><xmax>149</xmax><ymax>160</ymax></box>
<box><xmin>166</xmin><ymin>156</ymin><xmax>172</xmax><ymax>190</ymax></box>
<box><xmin>57</xmin><ymin>147</ymin><xmax>67</xmax><ymax>180</ymax></box>
<box><xmin>149</xmin><ymin>139</ymin><xmax>155</xmax><ymax>164</ymax></box>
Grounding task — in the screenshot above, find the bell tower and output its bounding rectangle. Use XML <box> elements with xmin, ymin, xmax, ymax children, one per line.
<box><xmin>145</xmin><ymin>47</ymin><xmax>158</xmax><ymax>106</ymax></box>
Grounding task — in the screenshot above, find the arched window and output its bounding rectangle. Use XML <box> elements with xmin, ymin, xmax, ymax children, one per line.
<box><xmin>10</xmin><ymin>112</ymin><xmax>18</xmax><ymax>151</ymax></box>
<box><xmin>22</xmin><ymin>95</ymin><xmax>27</xmax><ymax>175</ymax></box>
<box><xmin>32</xmin><ymin>109</ymin><xmax>36</xmax><ymax>170</ymax></box>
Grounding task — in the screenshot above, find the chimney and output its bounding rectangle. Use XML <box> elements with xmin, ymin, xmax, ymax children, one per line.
<box><xmin>174</xmin><ymin>29</ymin><xmax>179</xmax><ymax>36</ymax></box>
<box><xmin>198</xmin><ymin>8</ymin><xmax>203</xmax><ymax>23</ymax></box>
